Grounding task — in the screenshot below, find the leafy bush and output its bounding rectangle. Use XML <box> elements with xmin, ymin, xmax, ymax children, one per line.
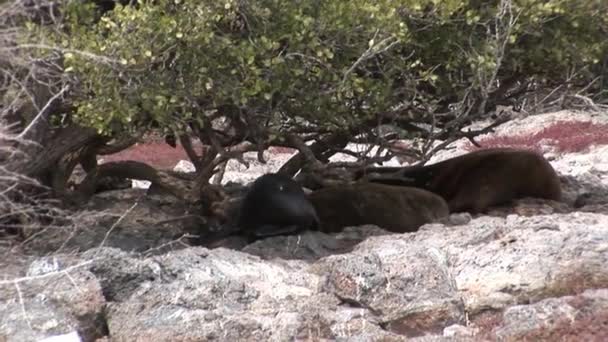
<box><xmin>4</xmin><ymin>0</ymin><xmax>606</xmax><ymax>201</ymax></box>
<box><xmin>29</xmin><ymin>0</ymin><xmax>608</xmax><ymax>137</ymax></box>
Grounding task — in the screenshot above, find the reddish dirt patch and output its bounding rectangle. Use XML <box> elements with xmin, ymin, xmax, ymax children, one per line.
<box><xmin>471</xmin><ymin>310</ymin><xmax>504</xmax><ymax>340</ymax></box>
<box><xmin>466</xmin><ymin>120</ymin><xmax>608</xmax><ymax>153</ymax></box>
<box><xmin>101</xmin><ymin>119</ymin><xmax>608</xmax><ymax>170</ymax></box>
<box><xmin>100</xmin><ymin>139</ymin><xmax>297</xmax><ymax>170</ymax></box>
<box><xmin>99</xmin><ymin>141</ymin><xmax>206</xmax><ymax>170</ymax></box>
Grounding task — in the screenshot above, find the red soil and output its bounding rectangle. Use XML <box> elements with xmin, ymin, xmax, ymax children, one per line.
<box><xmin>99</xmin><ymin>140</ymin><xmax>296</xmax><ymax>170</ymax></box>
<box><xmin>100</xmin><ymin>120</ymin><xmax>608</xmax><ymax>169</ymax></box>
<box><xmin>466</xmin><ymin>120</ymin><xmax>608</xmax><ymax>153</ymax></box>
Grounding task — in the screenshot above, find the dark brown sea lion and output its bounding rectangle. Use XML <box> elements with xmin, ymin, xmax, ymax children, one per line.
<box><xmin>202</xmin><ymin>173</ymin><xmax>321</xmax><ymax>246</ymax></box>
<box><xmin>237</xmin><ymin>173</ymin><xmax>321</xmax><ymax>238</ymax></box>
<box><xmin>356</xmin><ymin>148</ymin><xmax>562</xmax><ymax>214</ymax></box>
<box><xmin>307</xmin><ymin>182</ymin><xmax>449</xmax><ymax>233</ymax></box>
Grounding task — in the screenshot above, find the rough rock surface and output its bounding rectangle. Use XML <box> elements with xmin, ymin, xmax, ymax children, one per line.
<box><xmin>3</xmin><ymin>210</ymin><xmax>607</xmax><ymax>341</ymax></box>
<box><xmin>0</xmin><ymin>255</ymin><xmax>106</xmax><ymax>341</ymax></box>
<box><xmin>2</xmin><ymin>110</ymin><xmax>608</xmax><ymax>341</ymax></box>
<box><xmin>493</xmin><ymin>289</ymin><xmax>608</xmax><ymax>341</ymax></box>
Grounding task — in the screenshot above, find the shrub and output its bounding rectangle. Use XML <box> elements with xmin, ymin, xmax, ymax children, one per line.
<box><xmin>5</xmin><ymin>0</ymin><xmax>607</xmax><ymax>201</ymax></box>
<box><xmin>27</xmin><ymin>0</ymin><xmax>608</xmax><ymax>143</ymax></box>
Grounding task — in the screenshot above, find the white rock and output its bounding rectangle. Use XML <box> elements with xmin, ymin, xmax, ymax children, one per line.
<box><xmin>173</xmin><ymin>159</ymin><xmax>196</xmax><ymax>173</ymax></box>
<box><xmin>131</xmin><ymin>179</ymin><xmax>151</xmax><ymax>189</ymax></box>
<box><xmin>38</xmin><ymin>331</ymin><xmax>82</xmax><ymax>342</ymax></box>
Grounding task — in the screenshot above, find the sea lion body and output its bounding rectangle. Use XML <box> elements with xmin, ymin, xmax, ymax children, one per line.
<box><xmin>237</xmin><ymin>173</ymin><xmax>321</xmax><ymax>238</ymax></box>
<box><xmin>358</xmin><ymin>148</ymin><xmax>562</xmax><ymax>213</ymax></box>
<box><xmin>308</xmin><ymin>182</ymin><xmax>449</xmax><ymax>233</ymax></box>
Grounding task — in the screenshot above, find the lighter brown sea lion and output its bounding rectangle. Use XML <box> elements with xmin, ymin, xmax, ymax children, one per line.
<box><xmin>307</xmin><ymin>182</ymin><xmax>450</xmax><ymax>233</ymax></box>
<box><xmin>356</xmin><ymin>148</ymin><xmax>562</xmax><ymax>214</ymax></box>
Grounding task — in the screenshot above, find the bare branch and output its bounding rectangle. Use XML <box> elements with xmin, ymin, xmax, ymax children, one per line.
<box><xmin>17</xmin><ymin>84</ymin><xmax>68</xmax><ymax>140</ymax></box>
<box><xmin>1</xmin><ymin>43</ymin><xmax>123</xmax><ymax>66</ymax></box>
<box><xmin>340</xmin><ymin>30</ymin><xmax>401</xmax><ymax>88</ymax></box>
<box><xmin>98</xmin><ymin>200</ymin><xmax>140</xmax><ymax>249</ymax></box>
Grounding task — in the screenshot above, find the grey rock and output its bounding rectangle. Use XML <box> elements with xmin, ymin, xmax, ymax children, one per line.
<box><xmin>102</xmin><ymin>247</ymin><xmax>327</xmax><ymax>341</ymax></box>
<box><xmin>4</xmin><ymin>210</ymin><xmax>608</xmax><ymax>341</ymax></box>
<box><xmin>445</xmin><ymin>213</ymin><xmax>473</xmax><ymax>226</ymax></box>
<box><xmin>494</xmin><ymin>288</ymin><xmax>608</xmax><ymax>341</ymax></box>
<box><xmin>405</xmin><ymin>212</ymin><xmax>608</xmax><ymax>315</ymax></box>
<box><xmin>92</xmin><ymin>246</ymin><xmax>411</xmax><ymax>341</ymax></box>
<box><xmin>242</xmin><ymin>225</ymin><xmax>390</xmax><ymax>261</ymax></box>
<box><xmin>443</xmin><ymin>324</ymin><xmax>477</xmax><ymax>338</ymax></box>
<box><xmin>0</xmin><ymin>254</ymin><xmax>106</xmax><ymax>342</ymax></box>
<box><xmin>314</xmin><ymin>236</ymin><xmax>464</xmax><ymax>338</ymax></box>
<box><xmin>560</xmin><ymin>173</ymin><xmax>608</xmax><ymax>209</ymax></box>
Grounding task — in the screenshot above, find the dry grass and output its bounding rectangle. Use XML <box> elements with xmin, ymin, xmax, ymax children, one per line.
<box><xmin>0</xmin><ymin>122</ymin><xmax>110</xmax><ymax>254</ymax></box>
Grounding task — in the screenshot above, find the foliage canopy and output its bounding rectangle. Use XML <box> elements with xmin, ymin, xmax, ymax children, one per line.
<box><xmin>28</xmin><ymin>0</ymin><xmax>606</xmax><ymax>141</ymax></box>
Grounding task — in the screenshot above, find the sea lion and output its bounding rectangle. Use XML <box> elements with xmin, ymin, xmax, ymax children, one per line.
<box><xmin>307</xmin><ymin>182</ymin><xmax>449</xmax><ymax>233</ymax></box>
<box><xmin>213</xmin><ymin>173</ymin><xmax>320</xmax><ymax>242</ymax></box>
<box><xmin>356</xmin><ymin>148</ymin><xmax>562</xmax><ymax>213</ymax></box>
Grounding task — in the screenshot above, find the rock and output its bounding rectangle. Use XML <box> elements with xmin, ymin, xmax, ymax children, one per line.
<box><xmin>131</xmin><ymin>179</ymin><xmax>151</xmax><ymax>189</ymax></box>
<box><xmin>445</xmin><ymin>213</ymin><xmax>472</xmax><ymax>226</ymax></box>
<box><xmin>3</xmin><ymin>110</ymin><xmax>608</xmax><ymax>341</ymax></box>
<box><xmin>242</xmin><ymin>225</ymin><xmax>390</xmax><ymax>261</ymax></box>
<box><xmin>172</xmin><ymin>159</ymin><xmax>195</xmax><ymax>173</ymax></box>
<box><xmin>423</xmin><ymin>212</ymin><xmax>608</xmax><ymax>315</ymax></box>
<box><xmin>493</xmin><ymin>289</ymin><xmax>608</xmax><ymax>341</ymax></box>
<box><xmin>4</xmin><ymin>209</ymin><xmax>608</xmax><ymax>341</ymax></box>
<box><xmin>82</xmin><ymin>248</ymin><xmax>158</xmax><ymax>302</ymax></box>
<box><xmin>0</xmin><ymin>254</ymin><xmax>106</xmax><ymax>342</ymax></box>
<box><xmin>38</xmin><ymin>331</ymin><xmax>82</xmax><ymax>342</ymax></box>
<box><xmin>313</xmin><ymin>237</ymin><xmax>465</xmax><ymax>338</ymax></box>
<box><xmin>443</xmin><ymin>324</ymin><xmax>477</xmax><ymax>338</ymax></box>
<box><xmin>79</xmin><ymin>246</ymin><xmax>418</xmax><ymax>341</ymax></box>
<box><xmin>96</xmin><ymin>247</ymin><xmax>348</xmax><ymax>340</ymax></box>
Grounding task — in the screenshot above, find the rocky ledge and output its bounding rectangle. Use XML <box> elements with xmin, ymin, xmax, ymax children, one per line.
<box><xmin>2</xmin><ymin>210</ymin><xmax>608</xmax><ymax>341</ymax></box>
<box><xmin>2</xmin><ymin>110</ymin><xmax>608</xmax><ymax>341</ymax></box>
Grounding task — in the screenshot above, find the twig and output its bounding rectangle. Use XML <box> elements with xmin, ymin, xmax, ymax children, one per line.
<box><xmin>1</xmin><ymin>44</ymin><xmax>123</xmax><ymax>65</ymax></box>
<box><xmin>142</xmin><ymin>234</ymin><xmax>199</xmax><ymax>256</ymax></box>
<box><xmin>97</xmin><ymin>200</ymin><xmax>140</xmax><ymax>248</ymax></box>
<box><xmin>0</xmin><ymin>260</ymin><xmax>95</xmax><ymax>285</ymax></box>
<box><xmin>14</xmin><ymin>282</ymin><xmax>32</xmax><ymax>329</ymax></box>
<box><xmin>569</xmin><ymin>94</ymin><xmax>607</xmax><ymax>111</ymax></box>
<box><xmin>17</xmin><ymin>84</ymin><xmax>68</xmax><ymax>140</ymax></box>
<box><xmin>423</xmin><ymin>115</ymin><xmax>510</xmax><ymax>160</ymax></box>
<box><xmin>340</xmin><ymin>31</ymin><xmax>400</xmax><ymax>88</ymax></box>
<box><xmin>154</xmin><ymin>215</ymin><xmax>206</xmax><ymax>226</ymax></box>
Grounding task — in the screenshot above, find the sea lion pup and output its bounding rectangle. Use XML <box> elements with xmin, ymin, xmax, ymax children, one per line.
<box><xmin>307</xmin><ymin>182</ymin><xmax>449</xmax><ymax>233</ymax></box>
<box><xmin>235</xmin><ymin>172</ymin><xmax>321</xmax><ymax>239</ymax></box>
<box><xmin>356</xmin><ymin>148</ymin><xmax>562</xmax><ymax>213</ymax></box>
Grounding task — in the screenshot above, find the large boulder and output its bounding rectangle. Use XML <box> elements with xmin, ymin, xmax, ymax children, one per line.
<box><xmin>13</xmin><ymin>210</ymin><xmax>599</xmax><ymax>341</ymax></box>
<box><xmin>0</xmin><ymin>252</ymin><xmax>106</xmax><ymax>342</ymax></box>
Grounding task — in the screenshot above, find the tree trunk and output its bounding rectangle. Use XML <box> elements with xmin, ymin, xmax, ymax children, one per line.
<box><xmin>8</xmin><ymin>123</ymin><xmax>99</xmax><ymax>180</ymax></box>
<box><xmin>279</xmin><ymin>132</ymin><xmax>350</xmax><ymax>176</ymax></box>
<box><xmin>74</xmin><ymin>160</ymin><xmax>199</xmax><ymax>203</ymax></box>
